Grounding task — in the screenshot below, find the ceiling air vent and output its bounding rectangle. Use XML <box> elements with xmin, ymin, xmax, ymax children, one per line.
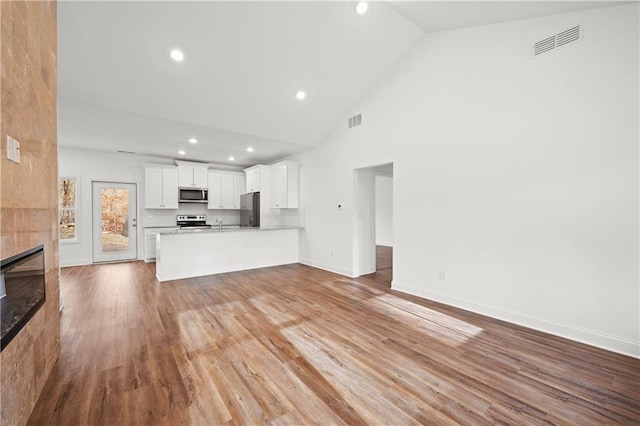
<box><xmin>348</xmin><ymin>113</ymin><xmax>362</xmax><ymax>129</ymax></box>
<box><xmin>533</xmin><ymin>24</ymin><xmax>583</xmax><ymax>57</ymax></box>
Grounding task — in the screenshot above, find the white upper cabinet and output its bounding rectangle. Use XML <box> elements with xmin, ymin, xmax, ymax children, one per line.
<box><xmin>244</xmin><ymin>165</ymin><xmax>261</xmax><ymax>193</ymax></box>
<box><xmin>208</xmin><ymin>170</ymin><xmax>245</xmax><ymax>209</ymax></box>
<box><xmin>177</xmin><ymin>161</ymin><xmax>209</xmax><ymax>188</ymax></box>
<box><xmin>144</xmin><ymin>166</ymin><xmax>179</xmax><ymax>209</ymax></box>
<box><xmin>270</xmin><ymin>161</ymin><xmax>299</xmax><ymax>208</ymax></box>
<box><xmin>233</xmin><ymin>174</ymin><xmax>245</xmax><ymax>208</ymax></box>
<box><xmin>193</xmin><ymin>167</ymin><xmax>208</xmax><ymax>188</ymax></box>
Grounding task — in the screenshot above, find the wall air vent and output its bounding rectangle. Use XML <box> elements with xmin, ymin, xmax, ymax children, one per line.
<box><xmin>533</xmin><ymin>24</ymin><xmax>583</xmax><ymax>57</ymax></box>
<box><xmin>117</xmin><ymin>150</ymin><xmax>136</xmax><ymax>154</ymax></box>
<box><xmin>348</xmin><ymin>113</ymin><xmax>362</xmax><ymax>128</ymax></box>
<box><xmin>534</xmin><ymin>35</ymin><xmax>556</xmax><ymax>56</ymax></box>
<box><xmin>556</xmin><ymin>25</ymin><xmax>581</xmax><ymax>47</ymax></box>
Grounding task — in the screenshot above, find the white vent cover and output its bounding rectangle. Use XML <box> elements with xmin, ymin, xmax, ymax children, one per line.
<box><xmin>533</xmin><ymin>24</ymin><xmax>582</xmax><ymax>57</ymax></box>
<box><xmin>348</xmin><ymin>113</ymin><xmax>362</xmax><ymax>128</ymax></box>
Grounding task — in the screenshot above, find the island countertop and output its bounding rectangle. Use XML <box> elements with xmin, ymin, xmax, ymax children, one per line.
<box><xmin>157</xmin><ymin>226</ymin><xmax>300</xmax><ymax>235</ymax></box>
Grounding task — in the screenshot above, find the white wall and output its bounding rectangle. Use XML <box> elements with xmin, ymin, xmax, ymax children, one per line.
<box><xmin>293</xmin><ymin>5</ymin><xmax>639</xmax><ymax>357</ymax></box>
<box><xmin>375</xmin><ymin>174</ymin><xmax>393</xmax><ymax>246</ymax></box>
<box><xmin>354</xmin><ymin>167</ymin><xmax>376</xmax><ymax>276</ymax></box>
<box><xmin>58</xmin><ymin>148</ymin><xmax>243</xmax><ymax>266</ymax></box>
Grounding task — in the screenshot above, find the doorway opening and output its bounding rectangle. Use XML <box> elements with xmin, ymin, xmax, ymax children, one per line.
<box><xmin>92</xmin><ymin>181</ymin><xmax>138</xmax><ymax>263</ymax></box>
<box><xmin>353</xmin><ymin>163</ymin><xmax>393</xmax><ymax>288</ymax></box>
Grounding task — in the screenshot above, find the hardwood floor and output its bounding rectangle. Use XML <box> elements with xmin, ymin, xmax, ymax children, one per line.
<box><xmin>28</xmin><ymin>261</ymin><xmax>639</xmax><ymax>425</ymax></box>
<box><xmin>365</xmin><ymin>245</ymin><xmax>393</xmax><ymax>289</ymax></box>
<box><xmin>376</xmin><ymin>245</ymin><xmax>393</xmax><ymax>271</ymax></box>
<box><xmin>356</xmin><ymin>245</ymin><xmax>393</xmax><ymax>290</ymax></box>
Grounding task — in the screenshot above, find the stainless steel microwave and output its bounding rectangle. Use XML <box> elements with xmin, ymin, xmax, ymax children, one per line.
<box><xmin>179</xmin><ymin>188</ymin><xmax>208</xmax><ymax>203</ymax></box>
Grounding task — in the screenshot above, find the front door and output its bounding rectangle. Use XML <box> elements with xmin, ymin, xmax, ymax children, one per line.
<box><xmin>92</xmin><ymin>182</ymin><xmax>137</xmax><ymax>263</ymax></box>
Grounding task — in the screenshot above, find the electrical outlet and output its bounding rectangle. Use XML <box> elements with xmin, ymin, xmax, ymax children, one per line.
<box><xmin>438</xmin><ymin>270</ymin><xmax>446</xmax><ymax>281</ymax></box>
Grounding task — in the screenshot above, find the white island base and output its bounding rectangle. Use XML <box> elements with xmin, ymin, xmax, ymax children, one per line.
<box><xmin>156</xmin><ymin>228</ymin><xmax>299</xmax><ymax>282</ymax></box>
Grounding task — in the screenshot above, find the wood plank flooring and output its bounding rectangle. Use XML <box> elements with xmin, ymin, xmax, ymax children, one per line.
<box><xmin>376</xmin><ymin>245</ymin><xmax>392</xmax><ymax>271</ymax></box>
<box><xmin>27</xmin><ymin>261</ymin><xmax>639</xmax><ymax>425</ymax></box>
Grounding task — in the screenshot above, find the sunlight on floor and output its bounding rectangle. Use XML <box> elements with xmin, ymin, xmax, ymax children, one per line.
<box><xmin>250</xmin><ymin>295</ymin><xmax>298</xmax><ymax>326</ymax></box>
<box><xmin>370</xmin><ymin>293</ymin><xmax>484</xmax><ymax>345</ymax></box>
<box><xmin>281</xmin><ymin>325</ymin><xmax>416</xmax><ymax>424</ymax></box>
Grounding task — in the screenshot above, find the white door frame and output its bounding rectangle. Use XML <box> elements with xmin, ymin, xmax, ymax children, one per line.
<box><xmin>353</xmin><ymin>167</ymin><xmax>377</xmax><ymax>277</ymax></box>
<box><xmin>353</xmin><ymin>162</ymin><xmax>394</xmax><ymax>277</ymax></box>
<box><xmin>92</xmin><ymin>181</ymin><xmax>138</xmax><ymax>263</ymax></box>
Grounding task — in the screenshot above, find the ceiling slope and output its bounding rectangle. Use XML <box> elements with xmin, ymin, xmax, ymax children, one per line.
<box><xmin>58</xmin><ymin>1</ymin><xmax>423</xmax><ymax>163</ymax></box>
<box><xmin>58</xmin><ymin>1</ymin><xmax>627</xmax><ymax>164</ymax></box>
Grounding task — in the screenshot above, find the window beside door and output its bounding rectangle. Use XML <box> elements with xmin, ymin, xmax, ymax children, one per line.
<box><xmin>58</xmin><ymin>177</ymin><xmax>78</xmax><ymax>241</ymax></box>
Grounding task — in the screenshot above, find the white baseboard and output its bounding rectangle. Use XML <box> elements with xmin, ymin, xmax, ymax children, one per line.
<box><xmin>60</xmin><ymin>256</ymin><xmax>146</xmax><ymax>268</ymax></box>
<box><xmin>299</xmin><ymin>258</ymin><xmax>355</xmax><ymax>278</ymax></box>
<box><xmin>59</xmin><ymin>258</ymin><xmax>92</xmax><ymax>267</ymax></box>
<box><xmin>392</xmin><ymin>281</ymin><xmax>639</xmax><ymax>359</ymax></box>
<box><xmin>376</xmin><ymin>242</ymin><xmax>393</xmax><ymax>247</ymax></box>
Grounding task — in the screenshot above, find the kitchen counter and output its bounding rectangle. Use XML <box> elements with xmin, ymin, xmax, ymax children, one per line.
<box><xmin>155</xmin><ymin>227</ymin><xmax>299</xmax><ymax>282</ymax></box>
<box><xmin>144</xmin><ymin>227</ymin><xmax>179</xmax><ymax>262</ymax></box>
<box><xmin>157</xmin><ymin>226</ymin><xmax>300</xmax><ymax>234</ymax></box>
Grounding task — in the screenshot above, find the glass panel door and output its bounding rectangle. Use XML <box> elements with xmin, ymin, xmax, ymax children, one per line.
<box><xmin>92</xmin><ymin>182</ymin><xmax>137</xmax><ymax>263</ymax></box>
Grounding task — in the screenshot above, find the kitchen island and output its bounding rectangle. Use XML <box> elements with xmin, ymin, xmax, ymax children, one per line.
<box><xmin>155</xmin><ymin>227</ymin><xmax>299</xmax><ymax>282</ymax></box>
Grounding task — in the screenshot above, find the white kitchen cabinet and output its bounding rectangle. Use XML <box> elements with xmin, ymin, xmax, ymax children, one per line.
<box><xmin>244</xmin><ymin>165</ymin><xmax>261</xmax><ymax>193</ymax></box>
<box><xmin>144</xmin><ymin>227</ymin><xmax>178</xmax><ymax>262</ymax></box>
<box><xmin>233</xmin><ymin>174</ymin><xmax>246</xmax><ymax>208</ymax></box>
<box><xmin>177</xmin><ymin>161</ymin><xmax>209</xmax><ymax>188</ymax></box>
<box><xmin>270</xmin><ymin>161</ymin><xmax>299</xmax><ymax>208</ymax></box>
<box><xmin>208</xmin><ymin>171</ymin><xmax>245</xmax><ymax>209</ymax></box>
<box><xmin>144</xmin><ymin>166</ymin><xmax>179</xmax><ymax>209</ymax></box>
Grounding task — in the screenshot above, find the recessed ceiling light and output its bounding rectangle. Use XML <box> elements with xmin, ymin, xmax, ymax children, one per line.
<box><xmin>228</xmin><ymin>156</ymin><xmax>235</xmax><ymax>161</ymax></box>
<box><xmin>188</xmin><ymin>138</ymin><xmax>198</xmax><ymax>144</ymax></box>
<box><xmin>355</xmin><ymin>1</ymin><xmax>368</xmax><ymax>15</ymax></box>
<box><xmin>169</xmin><ymin>48</ymin><xmax>185</xmax><ymax>63</ymax></box>
<box><xmin>178</xmin><ymin>150</ymin><xmax>186</xmax><ymax>155</ymax></box>
<box><xmin>246</xmin><ymin>147</ymin><xmax>254</xmax><ymax>152</ymax></box>
<box><xmin>296</xmin><ymin>90</ymin><xmax>306</xmax><ymax>101</ymax></box>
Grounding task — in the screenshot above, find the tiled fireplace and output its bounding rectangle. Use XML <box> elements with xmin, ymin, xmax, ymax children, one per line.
<box><xmin>1</xmin><ymin>246</ymin><xmax>46</xmax><ymax>351</ymax></box>
<box><xmin>1</xmin><ymin>0</ymin><xmax>60</xmax><ymax>424</ymax></box>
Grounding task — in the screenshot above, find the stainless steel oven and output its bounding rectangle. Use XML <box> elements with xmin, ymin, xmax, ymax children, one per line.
<box><xmin>176</xmin><ymin>215</ymin><xmax>211</xmax><ymax>230</ymax></box>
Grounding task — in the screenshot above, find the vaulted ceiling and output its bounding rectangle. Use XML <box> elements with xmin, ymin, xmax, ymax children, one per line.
<box><xmin>58</xmin><ymin>1</ymin><xmax>622</xmax><ymax>166</ymax></box>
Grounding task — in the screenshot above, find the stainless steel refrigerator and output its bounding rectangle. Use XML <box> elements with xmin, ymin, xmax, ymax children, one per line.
<box><xmin>240</xmin><ymin>192</ymin><xmax>260</xmax><ymax>227</ymax></box>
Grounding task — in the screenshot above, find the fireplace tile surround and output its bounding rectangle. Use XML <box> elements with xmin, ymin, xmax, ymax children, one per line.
<box><xmin>1</xmin><ymin>1</ymin><xmax>60</xmax><ymax>425</ymax></box>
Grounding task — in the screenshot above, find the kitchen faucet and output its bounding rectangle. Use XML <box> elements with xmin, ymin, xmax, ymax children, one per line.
<box><xmin>216</xmin><ymin>218</ymin><xmax>222</xmax><ymax>231</ymax></box>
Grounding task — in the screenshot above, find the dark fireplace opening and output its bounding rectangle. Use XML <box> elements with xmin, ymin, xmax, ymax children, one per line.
<box><xmin>1</xmin><ymin>245</ymin><xmax>46</xmax><ymax>351</ymax></box>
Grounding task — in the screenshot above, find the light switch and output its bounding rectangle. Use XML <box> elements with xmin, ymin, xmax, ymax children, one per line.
<box><xmin>6</xmin><ymin>136</ymin><xmax>15</xmax><ymax>161</ymax></box>
<box><xmin>14</xmin><ymin>139</ymin><xmax>20</xmax><ymax>163</ymax></box>
<box><xmin>6</xmin><ymin>135</ymin><xmax>20</xmax><ymax>163</ymax></box>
